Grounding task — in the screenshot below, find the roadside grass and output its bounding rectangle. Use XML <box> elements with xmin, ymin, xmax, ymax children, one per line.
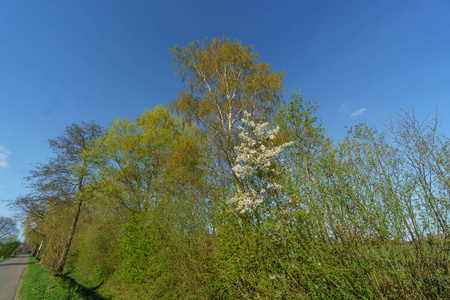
<box><xmin>17</xmin><ymin>257</ymin><xmax>112</xmax><ymax>300</ymax></box>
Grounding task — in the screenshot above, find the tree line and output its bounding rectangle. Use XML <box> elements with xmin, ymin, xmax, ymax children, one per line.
<box><xmin>13</xmin><ymin>37</ymin><xmax>450</xmax><ymax>299</ymax></box>
<box><xmin>0</xmin><ymin>216</ymin><xmax>21</xmax><ymax>258</ymax></box>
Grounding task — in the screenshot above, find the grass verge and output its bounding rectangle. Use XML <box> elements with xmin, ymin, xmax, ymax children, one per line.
<box><xmin>17</xmin><ymin>257</ymin><xmax>110</xmax><ymax>300</ymax></box>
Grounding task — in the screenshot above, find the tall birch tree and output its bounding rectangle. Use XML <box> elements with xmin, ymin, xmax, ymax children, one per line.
<box><xmin>169</xmin><ymin>37</ymin><xmax>285</xmax><ymax>177</ymax></box>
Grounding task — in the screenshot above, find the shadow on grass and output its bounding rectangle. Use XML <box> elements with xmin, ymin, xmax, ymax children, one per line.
<box><xmin>60</xmin><ymin>273</ymin><xmax>111</xmax><ymax>300</ymax></box>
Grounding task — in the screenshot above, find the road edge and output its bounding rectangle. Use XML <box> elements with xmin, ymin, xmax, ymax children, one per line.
<box><xmin>14</xmin><ymin>256</ymin><xmax>31</xmax><ymax>300</ymax></box>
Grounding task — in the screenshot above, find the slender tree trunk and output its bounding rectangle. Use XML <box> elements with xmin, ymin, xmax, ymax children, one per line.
<box><xmin>35</xmin><ymin>239</ymin><xmax>44</xmax><ymax>259</ymax></box>
<box><xmin>53</xmin><ymin>160</ymin><xmax>86</xmax><ymax>277</ymax></box>
<box><xmin>53</xmin><ymin>196</ymin><xmax>83</xmax><ymax>276</ymax></box>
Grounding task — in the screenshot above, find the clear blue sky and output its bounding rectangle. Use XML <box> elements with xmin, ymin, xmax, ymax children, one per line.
<box><xmin>1</xmin><ymin>0</ymin><xmax>449</xmax><ymax>221</ymax></box>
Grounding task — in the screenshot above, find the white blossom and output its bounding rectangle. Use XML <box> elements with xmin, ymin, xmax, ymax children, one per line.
<box><xmin>267</xmin><ymin>182</ymin><xmax>283</xmax><ymax>190</ymax></box>
<box><xmin>228</xmin><ymin>188</ymin><xmax>263</xmax><ymax>213</ymax></box>
<box><xmin>229</xmin><ymin>111</ymin><xmax>293</xmax><ymax>213</ymax></box>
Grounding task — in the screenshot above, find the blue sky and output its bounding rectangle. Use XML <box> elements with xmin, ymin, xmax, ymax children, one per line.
<box><xmin>1</xmin><ymin>0</ymin><xmax>449</xmax><ymax>221</ymax></box>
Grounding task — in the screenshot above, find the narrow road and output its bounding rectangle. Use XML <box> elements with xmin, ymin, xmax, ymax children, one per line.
<box><xmin>0</xmin><ymin>255</ymin><xmax>29</xmax><ymax>300</ymax></box>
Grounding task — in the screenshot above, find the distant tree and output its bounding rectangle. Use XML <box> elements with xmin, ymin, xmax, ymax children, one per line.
<box><xmin>0</xmin><ymin>216</ymin><xmax>18</xmax><ymax>242</ymax></box>
<box><xmin>0</xmin><ymin>236</ymin><xmax>20</xmax><ymax>258</ymax></box>
<box><xmin>12</xmin><ymin>194</ymin><xmax>46</xmax><ymax>258</ymax></box>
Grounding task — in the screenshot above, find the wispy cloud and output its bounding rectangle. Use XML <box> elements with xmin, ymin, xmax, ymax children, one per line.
<box><xmin>350</xmin><ymin>108</ymin><xmax>366</xmax><ymax>117</ymax></box>
<box><xmin>339</xmin><ymin>102</ymin><xmax>350</xmax><ymax>114</ymax></box>
<box><xmin>0</xmin><ymin>146</ymin><xmax>11</xmax><ymax>168</ymax></box>
<box><xmin>339</xmin><ymin>102</ymin><xmax>367</xmax><ymax>118</ymax></box>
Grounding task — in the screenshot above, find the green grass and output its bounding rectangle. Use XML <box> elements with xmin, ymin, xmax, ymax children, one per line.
<box><xmin>17</xmin><ymin>257</ymin><xmax>110</xmax><ymax>300</ymax></box>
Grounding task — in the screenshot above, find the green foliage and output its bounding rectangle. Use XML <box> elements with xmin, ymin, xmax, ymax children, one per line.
<box><xmin>15</xmin><ymin>37</ymin><xmax>450</xmax><ymax>299</ymax></box>
<box><xmin>116</xmin><ymin>212</ymin><xmax>172</xmax><ymax>298</ymax></box>
<box><xmin>67</xmin><ymin>211</ymin><xmax>120</xmax><ymax>281</ymax></box>
<box><xmin>114</xmin><ymin>185</ymin><xmax>217</xmax><ymax>298</ymax></box>
<box><xmin>0</xmin><ymin>236</ymin><xmax>20</xmax><ymax>258</ymax></box>
<box><xmin>82</xmin><ymin>105</ymin><xmax>203</xmax><ymax>214</ymax></box>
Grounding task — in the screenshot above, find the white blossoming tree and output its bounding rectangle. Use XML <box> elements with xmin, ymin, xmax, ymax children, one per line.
<box><xmin>229</xmin><ymin>111</ymin><xmax>293</xmax><ymax>213</ymax></box>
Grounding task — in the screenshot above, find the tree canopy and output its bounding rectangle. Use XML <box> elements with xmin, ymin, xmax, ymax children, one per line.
<box><xmin>170</xmin><ymin>37</ymin><xmax>285</xmax><ymax>176</ymax></box>
<box><xmin>0</xmin><ymin>216</ymin><xmax>18</xmax><ymax>242</ymax></box>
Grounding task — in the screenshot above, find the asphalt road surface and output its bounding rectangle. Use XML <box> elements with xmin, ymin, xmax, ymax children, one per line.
<box><xmin>0</xmin><ymin>255</ymin><xmax>29</xmax><ymax>300</ymax></box>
